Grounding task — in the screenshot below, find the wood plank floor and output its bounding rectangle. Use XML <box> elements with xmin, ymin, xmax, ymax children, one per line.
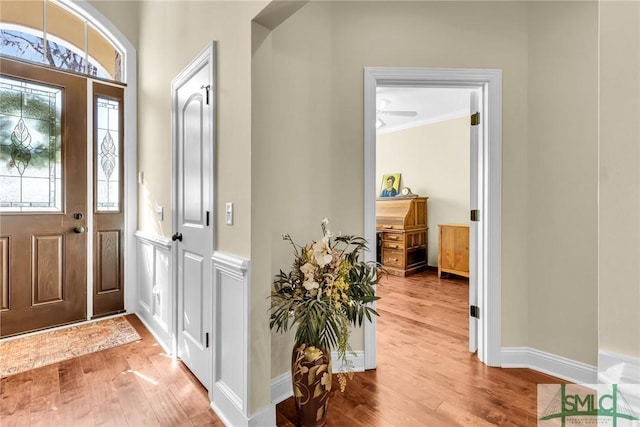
<box><xmin>0</xmin><ymin>315</ymin><xmax>223</xmax><ymax>427</ymax></box>
<box><xmin>277</xmin><ymin>270</ymin><xmax>566</xmax><ymax>426</ymax></box>
<box><xmin>1</xmin><ymin>270</ymin><xmax>566</xmax><ymax>426</ymax></box>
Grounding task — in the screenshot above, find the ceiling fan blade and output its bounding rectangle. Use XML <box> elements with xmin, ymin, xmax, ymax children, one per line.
<box><xmin>379</xmin><ymin>110</ymin><xmax>418</xmax><ymax>117</ymax></box>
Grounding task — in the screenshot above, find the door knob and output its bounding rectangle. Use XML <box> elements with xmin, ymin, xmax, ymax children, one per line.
<box><xmin>73</xmin><ymin>226</ymin><xmax>85</xmax><ymax>234</ymax></box>
<box><xmin>172</xmin><ymin>232</ymin><xmax>183</xmax><ymax>242</ymax></box>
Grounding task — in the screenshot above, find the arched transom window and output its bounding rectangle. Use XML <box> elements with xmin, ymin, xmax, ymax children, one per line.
<box><xmin>0</xmin><ymin>0</ymin><xmax>123</xmax><ymax>82</ymax></box>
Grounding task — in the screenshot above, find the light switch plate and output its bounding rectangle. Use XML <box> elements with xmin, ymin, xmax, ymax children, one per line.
<box><xmin>156</xmin><ymin>206</ymin><xmax>163</xmax><ymax>221</ymax></box>
<box><xmin>225</xmin><ymin>202</ymin><xmax>233</xmax><ymax>225</ymax></box>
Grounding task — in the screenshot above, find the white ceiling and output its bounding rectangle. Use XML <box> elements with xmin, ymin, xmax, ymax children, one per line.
<box><xmin>376</xmin><ymin>86</ymin><xmax>472</xmax><ymax>135</ymax></box>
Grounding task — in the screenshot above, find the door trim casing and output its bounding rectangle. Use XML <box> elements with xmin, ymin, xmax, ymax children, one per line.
<box><xmin>363</xmin><ymin>67</ymin><xmax>502</xmax><ymax>368</ymax></box>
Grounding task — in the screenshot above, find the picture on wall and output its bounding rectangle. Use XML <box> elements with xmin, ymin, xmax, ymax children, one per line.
<box><xmin>380</xmin><ymin>173</ymin><xmax>401</xmax><ymax>197</ymax></box>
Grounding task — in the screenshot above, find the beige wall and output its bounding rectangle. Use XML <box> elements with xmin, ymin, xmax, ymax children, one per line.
<box><xmin>252</xmin><ymin>1</ymin><xmax>334</xmax><ymax>377</ymax></box>
<box><xmin>93</xmin><ymin>0</ymin><xmax>265</xmax><ymax>259</ymax></box>
<box><xmin>85</xmin><ymin>0</ymin><xmax>140</xmax><ymax>69</ymax></box>
<box><xmin>261</xmin><ymin>0</ymin><xmax>603</xmax><ymax>377</ymax></box>
<box><xmin>599</xmin><ymin>1</ymin><xmax>640</xmax><ymax>360</ymax></box>
<box><xmin>376</xmin><ymin>117</ymin><xmax>470</xmax><ymax>267</ymax></box>
<box><xmin>526</xmin><ymin>2</ymin><xmax>599</xmax><ymax>365</ymax></box>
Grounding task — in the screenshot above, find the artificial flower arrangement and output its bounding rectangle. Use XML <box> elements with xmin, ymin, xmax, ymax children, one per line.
<box><xmin>269</xmin><ymin>218</ymin><xmax>380</xmax><ymax>392</ymax></box>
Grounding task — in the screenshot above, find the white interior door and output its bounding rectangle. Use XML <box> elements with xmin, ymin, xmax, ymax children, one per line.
<box><xmin>469</xmin><ymin>89</ymin><xmax>482</xmax><ymax>353</ymax></box>
<box><xmin>172</xmin><ymin>44</ymin><xmax>216</xmax><ymax>389</ymax></box>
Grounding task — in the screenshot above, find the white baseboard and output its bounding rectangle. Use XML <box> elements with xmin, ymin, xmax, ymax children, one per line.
<box><xmin>270</xmin><ymin>350</ymin><xmax>365</xmax><ymax>405</ymax></box>
<box><xmin>598</xmin><ymin>350</ymin><xmax>640</xmax><ymax>417</ymax></box>
<box><xmin>599</xmin><ymin>349</ymin><xmax>640</xmax><ymax>384</ymax></box>
<box><xmin>135</xmin><ymin>314</ymin><xmax>173</xmax><ymax>356</ymax></box>
<box><xmin>271</xmin><ymin>372</ymin><xmax>293</xmax><ymax>404</ymax></box>
<box><xmin>501</xmin><ymin>347</ymin><xmax>597</xmax><ymax>384</ymax></box>
<box><xmin>210</xmin><ymin>399</ymin><xmax>275</xmax><ymax>427</ymax></box>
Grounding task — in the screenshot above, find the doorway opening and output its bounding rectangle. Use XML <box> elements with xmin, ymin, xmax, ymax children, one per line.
<box><xmin>363</xmin><ymin>67</ymin><xmax>503</xmax><ymax>368</ymax></box>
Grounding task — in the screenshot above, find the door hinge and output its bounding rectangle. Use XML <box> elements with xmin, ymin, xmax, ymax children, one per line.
<box><xmin>470</xmin><ymin>209</ymin><xmax>480</xmax><ymax>222</ymax></box>
<box><xmin>470</xmin><ymin>305</ymin><xmax>480</xmax><ymax>319</ymax></box>
<box><xmin>201</xmin><ymin>85</ymin><xmax>211</xmax><ymax>105</ymax></box>
<box><xmin>205</xmin><ymin>332</ymin><xmax>210</xmax><ymax>348</ymax></box>
<box><xmin>471</xmin><ymin>112</ymin><xmax>480</xmax><ymax>126</ymax></box>
<box><xmin>206</xmin><ymin>211</ymin><xmax>210</xmax><ymax>226</ymax></box>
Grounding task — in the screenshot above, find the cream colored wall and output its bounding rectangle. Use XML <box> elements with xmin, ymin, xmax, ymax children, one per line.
<box><xmin>376</xmin><ymin>117</ymin><xmax>470</xmax><ymax>267</ymax></box>
<box><xmin>598</xmin><ymin>1</ymin><xmax>640</xmax><ymax>360</ymax></box>
<box><xmin>330</xmin><ymin>0</ymin><xmax>533</xmax><ymax>355</ymax></box>
<box><xmin>133</xmin><ymin>1</ymin><xmax>266</xmax><ymax>259</ymax></box>
<box><xmin>84</xmin><ymin>1</ymin><xmax>140</xmax><ymax>49</ymax></box>
<box><xmin>252</xmin><ymin>1</ymin><xmax>334</xmax><ymax>378</ymax></box>
<box><xmin>91</xmin><ymin>0</ymin><xmax>266</xmax><ymax>259</ymax></box>
<box><xmin>260</xmin><ymin>0</ymin><xmax>530</xmax><ymax>378</ymax></box>
<box><xmin>526</xmin><ymin>1</ymin><xmax>599</xmax><ymax>366</ymax></box>
<box><xmin>263</xmin><ymin>0</ymin><xmax>604</xmax><ymax>378</ymax></box>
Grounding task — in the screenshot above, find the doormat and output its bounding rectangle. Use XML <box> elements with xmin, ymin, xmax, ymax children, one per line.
<box><xmin>0</xmin><ymin>316</ymin><xmax>141</xmax><ymax>378</ymax></box>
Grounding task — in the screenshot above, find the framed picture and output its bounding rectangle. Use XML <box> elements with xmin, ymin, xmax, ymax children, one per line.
<box><xmin>379</xmin><ymin>173</ymin><xmax>401</xmax><ymax>197</ymax></box>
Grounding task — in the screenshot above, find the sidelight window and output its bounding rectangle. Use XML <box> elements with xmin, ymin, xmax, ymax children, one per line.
<box><xmin>95</xmin><ymin>96</ymin><xmax>120</xmax><ymax>211</ymax></box>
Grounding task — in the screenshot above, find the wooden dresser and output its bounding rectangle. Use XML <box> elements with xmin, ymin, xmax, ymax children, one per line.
<box><xmin>376</xmin><ymin>197</ymin><xmax>428</xmax><ymax>276</ymax></box>
<box><xmin>438</xmin><ymin>224</ymin><xmax>469</xmax><ymax>278</ymax></box>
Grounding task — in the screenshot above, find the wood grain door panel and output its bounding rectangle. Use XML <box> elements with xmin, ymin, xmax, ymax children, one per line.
<box><xmin>0</xmin><ymin>58</ymin><xmax>87</xmax><ymax>337</ymax></box>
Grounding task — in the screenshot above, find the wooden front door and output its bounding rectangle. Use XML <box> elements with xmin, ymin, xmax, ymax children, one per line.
<box><xmin>0</xmin><ymin>58</ymin><xmax>87</xmax><ymax>337</ymax></box>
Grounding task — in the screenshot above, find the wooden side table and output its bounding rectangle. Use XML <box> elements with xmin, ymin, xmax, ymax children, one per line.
<box><xmin>438</xmin><ymin>224</ymin><xmax>470</xmax><ymax>278</ymax></box>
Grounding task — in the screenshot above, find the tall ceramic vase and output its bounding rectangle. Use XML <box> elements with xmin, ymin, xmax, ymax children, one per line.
<box><xmin>291</xmin><ymin>343</ymin><xmax>332</xmax><ymax>427</ymax></box>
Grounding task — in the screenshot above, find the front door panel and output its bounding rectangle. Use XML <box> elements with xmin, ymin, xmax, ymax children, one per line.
<box><xmin>0</xmin><ymin>58</ymin><xmax>87</xmax><ymax>337</ymax></box>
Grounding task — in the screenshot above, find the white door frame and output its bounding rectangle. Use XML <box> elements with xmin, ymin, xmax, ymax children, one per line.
<box><xmin>363</xmin><ymin>67</ymin><xmax>502</xmax><ymax>368</ymax></box>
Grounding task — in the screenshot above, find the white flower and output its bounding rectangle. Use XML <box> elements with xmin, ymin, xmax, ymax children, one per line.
<box><xmin>303</xmin><ymin>280</ymin><xmax>320</xmax><ymax>291</ymax></box>
<box><xmin>312</xmin><ymin>237</ymin><xmax>333</xmax><ymax>267</ymax></box>
<box><xmin>300</xmin><ymin>262</ymin><xmax>316</xmax><ymax>280</ymax></box>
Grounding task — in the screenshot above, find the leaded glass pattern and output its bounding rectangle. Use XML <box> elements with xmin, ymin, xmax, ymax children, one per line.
<box><xmin>96</xmin><ymin>97</ymin><xmax>119</xmax><ymax>211</ymax></box>
<box><xmin>0</xmin><ymin>76</ymin><xmax>62</xmax><ymax>212</ymax></box>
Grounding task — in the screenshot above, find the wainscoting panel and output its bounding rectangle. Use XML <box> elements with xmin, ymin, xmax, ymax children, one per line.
<box><xmin>210</xmin><ymin>251</ymin><xmax>256</xmax><ymax>426</ymax></box>
<box><xmin>134</xmin><ymin>231</ymin><xmax>173</xmax><ymax>352</ymax></box>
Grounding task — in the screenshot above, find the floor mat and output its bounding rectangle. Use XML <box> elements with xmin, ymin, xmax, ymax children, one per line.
<box><xmin>0</xmin><ymin>316</ymin><xmax>141</xmax><ymax>378</ymax></box>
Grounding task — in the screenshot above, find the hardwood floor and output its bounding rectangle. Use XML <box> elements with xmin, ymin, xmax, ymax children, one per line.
<box><xmin>1</xmin><ymin>270</ymin><xmax>565</xmax><ymax>426</ymax></box>
<box><xmin>278</xmin><ymin>270</ymin><xmax>565</xmax><ymax>426</ymax></box>
<box><xmin>0</xmin><ymin>315</ymin><xmax>223</xmax><ymax>427</ymax></box>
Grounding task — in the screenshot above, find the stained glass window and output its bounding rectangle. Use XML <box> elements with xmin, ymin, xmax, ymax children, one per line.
<box><xmin>96</xmin><ymin>96</ymin><xmax>119</xmax><ymax>211</ymax></box>
<box><xmin>0</xmin><ymin>76</ymin><xmax>62</xmax><ymax>212</ymax></box>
